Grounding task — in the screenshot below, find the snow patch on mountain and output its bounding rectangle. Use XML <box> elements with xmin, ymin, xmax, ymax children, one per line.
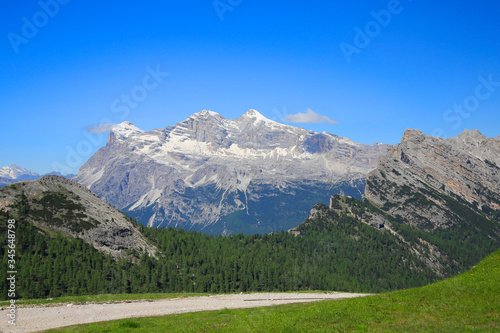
<box><xmin>74</xmin><ymin>109</ymin><xmax>387</xmax><ymax>232</ymax></box>
<box><xmin>111</xmin><ymin>121</ymin><xmax>144</xmax><ymax>140</ymax></box>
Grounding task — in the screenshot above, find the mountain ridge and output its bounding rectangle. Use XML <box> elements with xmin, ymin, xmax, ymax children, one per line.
<box><xmin>0</xmin><ymin>175</ymin><xmax>157</xmax><ymax>258</ymax></box>
<box><xmin>75</xmin><ymin>110</ymin><xmax>387</xmax><ymax>233</ymax></box>
<box><xmin>294</xmin><ymin>128</ymin><xmax>500</xmax><ymax>276</ymax></box>
<box><xmin>0</xmin><ymin>163</ymin><xmax>39</xmax><ymax>179</ymax></box>
<box><xmin>0</xmin><ymin>164</ymin><xmax>75</xmax><ymax>188</ymax></box>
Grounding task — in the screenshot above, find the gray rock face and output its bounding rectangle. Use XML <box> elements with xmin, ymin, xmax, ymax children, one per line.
<box><xmin>374</xmin><ymin>129</ymin><xmax>500</xmax><ymax>273</ymax></box>
<box><xmin>365</xmin><ymin>128</ymin><xmax>500</xmax><ymax>231</ymax></box>
<box><xmin>0</xmin><ymin>175</ymin><xmax>157</xmax><ymax>258</ymax></box>
<box><xmin>298</xmin><ymin>128</ymin><xmax>500</xmax><ymax>276</ymax></box>
<box><xmin>74</xmin><ymin>110</ymin><xmax>387</xmax><ymax>233</ymax></box>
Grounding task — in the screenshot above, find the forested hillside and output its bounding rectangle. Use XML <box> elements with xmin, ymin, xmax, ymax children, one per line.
<box><xmin>2</xmin><ymin>130</ymin><xmax>499</xmax><ymax>301</ymax></box>
<box><xmin>296</xmin><ymin>195</ymin><xmax>499</xmax><ymax>277</ymax></box>
<box><xmin>1</xmin><ymin>205</ymin><xmax>438</xmax><ymax>300</ymax></box>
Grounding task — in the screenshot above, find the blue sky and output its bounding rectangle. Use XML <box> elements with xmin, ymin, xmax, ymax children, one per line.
<box><xmin>1</xmin><ymin>1</ymin><xmax>499</xmax><ymax>174</ymax></box>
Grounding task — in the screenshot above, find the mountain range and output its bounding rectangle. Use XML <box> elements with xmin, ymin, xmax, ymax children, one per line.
<box><xmin>0</xmin><ymin>164</ymin><xmax>40</xmax><ymax>187</ymax></box>
<box><xmin>0</xmin><ymin>163</ymin><xmax>39</xmax><ymax>179</ymax></box>
<box><xmin>0</xmin><ymin>164</ymin><xmax>75</xmax><ymax>188</ymax></box>
<box><xmin>74</xmin><ymin>110</ymin><xmax>387</xmax><ymax>234</ymax></box>
<box><xmin>1</xmin><ymin>126</ymin><xmax>498</xmax><ymax>299</ymax></box>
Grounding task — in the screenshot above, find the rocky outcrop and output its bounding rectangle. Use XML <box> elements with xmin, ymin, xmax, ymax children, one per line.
<box><xmin>0</xmin><ymin>175</ymin><xmax>157</xmax><ymax>258</ymax></box>
<box><xmin>297</xmin><ymin>129</ymin><xmax>500</xmax><ymax>276</ymax></box>
<box><xmin>74</xmin><ymin>110</ymin><xmax>387</xmax><ymax>234</ymax></box>
<box><xmin>365</xmin><ymin>129</ymin><xmax>500</xmax><ymax>231</ymax></box>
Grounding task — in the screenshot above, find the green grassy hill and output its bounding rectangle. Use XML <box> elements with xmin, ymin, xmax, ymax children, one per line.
<box><xmin>47</xmin><ymin>249</ymin><xmax>500</xmax><ymax>332</ymax></box>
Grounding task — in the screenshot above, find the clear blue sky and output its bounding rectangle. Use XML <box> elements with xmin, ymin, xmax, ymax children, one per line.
<box><xmin>1</xmin><ymin>1</ymin><xmax>499</xmax><ymax>174</ymax></box>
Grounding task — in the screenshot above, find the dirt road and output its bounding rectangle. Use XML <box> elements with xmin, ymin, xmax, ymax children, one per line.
<box><xmin>0</xmin><ymin>292</ymin><xmax>369</xmax><ymax>332</ymax></box>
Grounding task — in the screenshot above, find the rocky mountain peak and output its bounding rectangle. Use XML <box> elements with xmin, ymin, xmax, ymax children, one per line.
<box><xmin>241</xmin><ymin>109</ymin><xmax>264</xmax><ymax>118</ymax></box>
<box><xmin>401</xmin><ymin>128</ymin><xmax>424</xmax><ymax>143</ymax></box>
<box><xmin>237</xmin><ymin>109</ymin><xmax>280</xmax><ymax>126</ymax></box>
<box><xmin>107</xmin><ymin>121</ymin><xmax>144</xmax><ymax>146</ymax></box>
<box><xmin>457</xmin><ymin>129</ymin><xmax>487</xmax><ymax>143</ymax></box>
<box><xmin>190</xmin><ymin>109</ymin><xmax>224</xmax><ymax>120</ymax></box>
<box><xmin>111</xmin><ymin>121</ymin><xmax>143</xmax><ymax>139</ymax></box>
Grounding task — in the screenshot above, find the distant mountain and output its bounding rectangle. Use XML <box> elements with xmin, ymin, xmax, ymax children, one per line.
<box><xmin>0</xmin><ymin>164</ymin><xmax>74</xmax><ymax>188</ymax></box>
<box><xmin>295</xmin><ymin>129</ymin><xmax>500</xmax><ymax>276</ymax></box>
<box><xmin>0</xmin><ymin>163</ymin><xmax>39</xmax><ymax>179</ymax></box>
<box><xmin>0</xmin><ymin>164</ymin><xmax>39</xmax><ymax>186</ymax></box>
<box><xmin>45</xmin><ymin>171</ymin><xmax>76</xmax><ymax>178</ymax></box>
<box><xmin>75</xmin><ymin>110</ymin><xmax>387</xmax><ymax>234</ymax></box>
<box><xmin>0</xmin><ymin>175</ymin><xmax>156</xmax><ymax>258</ymax></box>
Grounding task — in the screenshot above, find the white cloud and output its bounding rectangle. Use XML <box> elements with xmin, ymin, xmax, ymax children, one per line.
<box><xmin>84</xmin><ymin>123</ymin><xmax>117</xmax><ymax>134</ymax></box>
<box><xmin>281</xmin><ymin>109</ymin><xmax>339</xmax><ymax>124</ymax></box>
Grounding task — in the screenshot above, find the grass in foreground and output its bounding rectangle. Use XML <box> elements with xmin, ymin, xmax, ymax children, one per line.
<box><xmin>47</xmin><ymin>250</ymin><xmax>500</xmax><ymax>332</ymax></box>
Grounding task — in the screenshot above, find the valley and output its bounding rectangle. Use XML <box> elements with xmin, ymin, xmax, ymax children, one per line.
<box><xmin>39</xmin><ymin>248</ymin><xmax>500</xmax><ymax>332</ymax></box>
<box><xmin>1</xmin><ymin>127</ymin><xmax>498</xmax><ymax>304</ymax></box>
<box><xmin>3</xmin><ymin>3</ymin><xmax>498</xmax><ymax>331</ymax></box>
<box><xmin>0</xmin><ymin>124</ymin><xmax>500</xmax><ymax>327</ymax></box>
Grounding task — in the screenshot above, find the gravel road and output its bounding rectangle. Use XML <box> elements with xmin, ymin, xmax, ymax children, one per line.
<box><xmin>0</xmin><ymin>292</ymin><xmax>370</xmax><ymax>332</ymax></box>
